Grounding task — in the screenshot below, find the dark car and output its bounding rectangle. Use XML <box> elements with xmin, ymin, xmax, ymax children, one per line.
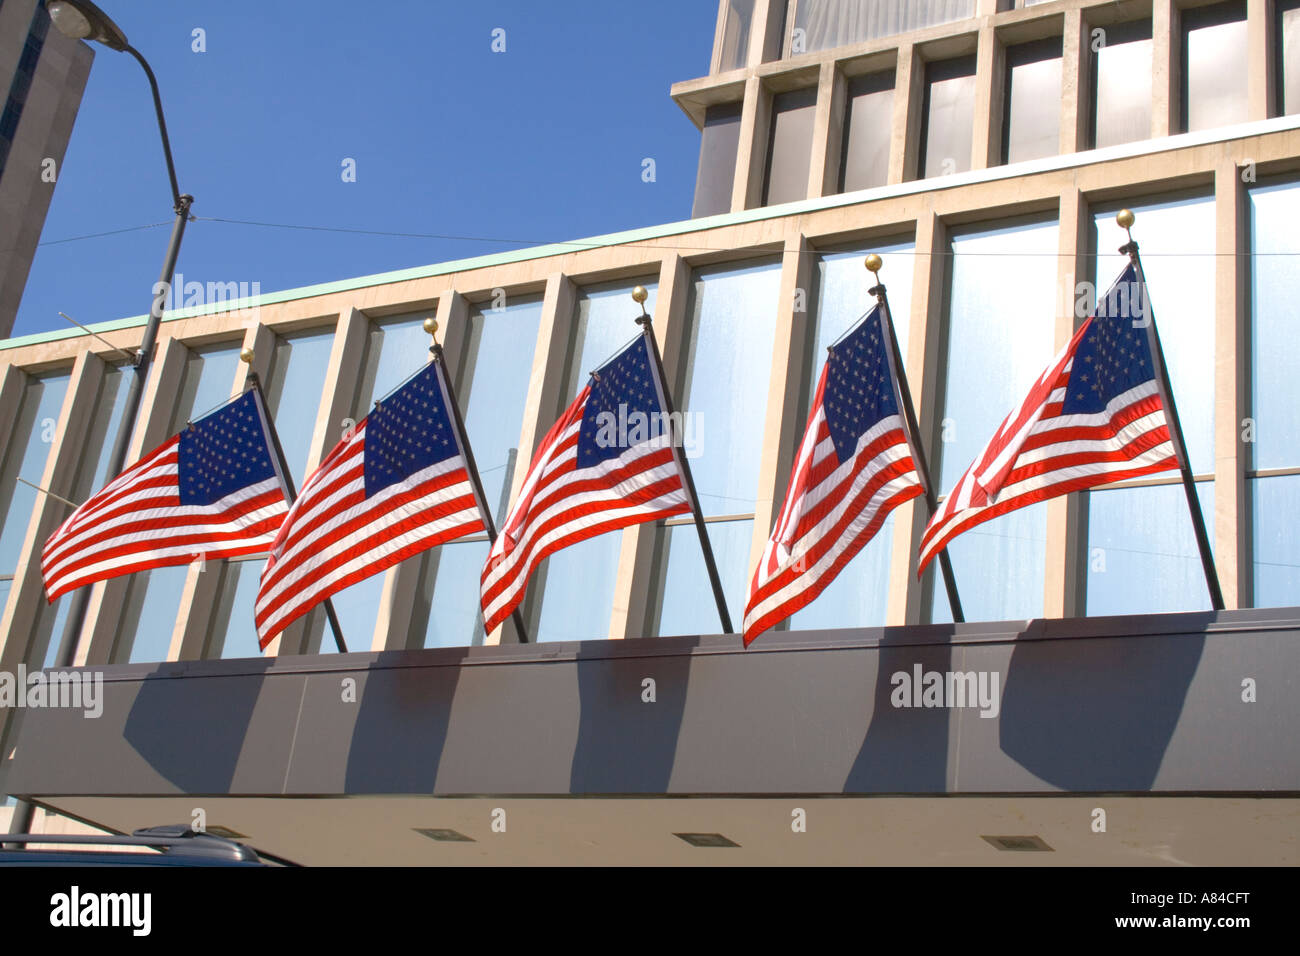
<box><xmin>0</xmin><ymin>824</ymin><xmax>275</xmax><ymax>865</ymax></box>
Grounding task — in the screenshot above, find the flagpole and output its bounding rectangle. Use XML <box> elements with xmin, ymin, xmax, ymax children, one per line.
<box><xmin>240</xmin><ymin>350</ymin><xmax>350</xmax><ymax>652</ymax></box>
<box><xmin>865</xmin><ymin>256</ymin><xmax>966</xmax><ymax>623</ymax></box>
<box><xmin>424</xmin><ymin>319</ymin><xmax>531</xmax><ymax>643</ymax></box>
<box><xmin>631</xmin><ymin>287</ymin><xmax>734</xmax><ymax>635</ymax></box>
<box><xmin>1116</xmin><ymin>210</ymin><xmax>1225</xmax><ymax>611</ymax></box>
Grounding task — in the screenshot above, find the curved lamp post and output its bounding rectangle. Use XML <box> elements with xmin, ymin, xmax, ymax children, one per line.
<box><xmin>44</xmin><ymin>0</ymin><xmax>195</xmax><ymax>667</ymax></box>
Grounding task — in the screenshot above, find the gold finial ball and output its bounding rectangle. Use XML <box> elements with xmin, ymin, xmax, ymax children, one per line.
<box><xmin>1116</xmin><ymin>208</ymin><xmax>1135</xmax><ymax>230</ymax></box>
<box><xmin>864</xmin><ymin>254</ymin><xmax>883</xmax><ymax>274</ymax></box>
<box><xmin>239</xmin><ymin>347</ymin><xmax>254</xmax><ymax>364</ymax></box>
<box><xmin>423</xmin><ymin>317</ymin><xmax>438</xmax><ymax>336</ymax></box>
<box><xmin>631</xmin><ymin>285</ymin><xmax>648</xmax><ymax>305</ymax></box>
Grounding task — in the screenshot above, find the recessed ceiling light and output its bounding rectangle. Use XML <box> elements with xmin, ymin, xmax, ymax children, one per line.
<box><xmin>981</xmin><ymin>835</ymin><xmax>1053</xmax><ymax>852</ymax></box>
<box><xmin>414</xmin><ymin>827</ymin><xmax>475</xmax><ymax>843</ymax></box>
<box><xmin>675</xmin><ymin>832</ymin><xmax>740</xmax><ymax>848</ymax></box>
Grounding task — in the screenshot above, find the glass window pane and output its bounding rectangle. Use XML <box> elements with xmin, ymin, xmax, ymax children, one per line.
<box><xmin>719</xmin><ymin>0</ymin><xmax>756</xmax><ymax>71</ymax></box>
<box><xmin>764</xmin><ymin>87</ymin><xmax>817</xmax><ymax>206</ymax></box>
<box><xmin>34</xmin><ymin>364</ymin><xmax>130</xmax><ymax>668</ymax></box>
<box><xmin>1093</xmin><ymin>194</ymin><xmax>1215</xmax><ymax>473</ymax></box>
<box><xmin>920</xmin><ymin>57</ymin><xmax>976</xmax><ymax>179</ymax></box>
<box><xmin>533</xmin><ymin>281</ymin><xmax>658</xmax><ymax>643</ymax></box>
<box><xmin>1248</xmin><ymin>179</ymin><xmax>1300</xmax><ymax>471</ymax></box>
<box><xmin>650</xmin><ymin>259</ymin><xmax>782</xmax><ymax>635</ymax></box>
<box><xmin>840</xmin><ymin>72</ymin><xmax>894</xmax><ymax>192</ymax></box>
<box><xmin>793</xmin><ymin>1</ymin><xmax>976</xmax><ymax>55</ymax></box>
<box><xmin>0</xmin><ymin>371</ymin><xmax>70</xmax><ymax>579</ymax></box>
<box><xmin>1253</xmin><ymin>474</ymin><xmax>1300</xmax><ymax>607</ymax></box>
<box><xmin>1183</xmin><ymin>2</ymin><xmax>1249</xmax><ymax>133</ymax></box>
<box><xmin>1086</xmin><ymin>480</ymin><xmax>1216</xmax><ymax>614</ymax></box>
<box><xmin>318</xmin><ymin>315</ymin><xmax>433</xmax><ymax>652</ymax></box>
<box><xmin>1092</xmin><ymin>20</ymin><xmax>1153</xmax><ymax>149</ymax></box>
<box><xmin>206</xmin><ymin>325</ymin><xmax>335</xmax><ymax>658</ymax></box>
<box><xmin>415</xmin><ymin>296</ymin><xmax>545</xmax><ymax>648</ymax></box>
<box><xmin>1003</xmin><ymin>38</ymin><xmax>1062</xmax><ymax>164</ymax></box>
<box><xmin>116</xmin><ymin>343</ymin><xmax>242</xmax><ymax>664</ymax></box>
<box><xmin>789</xmin><ymin>238</ymin><xmax>914</xmax><ymax>631</ymax></box>
<box><xmin>931</xmin><ymin>219</ymin><xmax>1060</xmax><ymax>623</ymax></box>
<box><xmin>692</xmin><ymin>103</ymin><xmax>743</xmax><ymax>218</ymax></box>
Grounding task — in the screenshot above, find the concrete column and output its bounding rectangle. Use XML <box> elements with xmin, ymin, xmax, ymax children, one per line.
<box><xmin>1060</xmin><ymin>8</ymin><xmax>1090</xmax><ymax>155</ymax></box>
<box><xmin>373</xmin><ymin>293</ymin><xmax>472</xmax><ymax>651</ymax></box>
<box><xmin>1214</xmin><ymin>162</ymin><xmax>1250</xmax><ymax>608</ymax></box>
<box><xmin>709</xmin><ymin>0</ymin><xmax>729</xmax><ymax>74</ymax></box>
<box><xmin>746</xmin><ymin>234</ymin><xmax>815</xmax><ymax>587</ymax></box>
<box><xmin>1152</xmin><ymin>0</ymin><xmax>1180</xmax><ymax>137</ymax></box>
<box><xmin>267</xmin><ymin>307</ymin><xmax>368</xmax><ymax>657</ymax></box>
<box><xmin>170</xmin><ymin>323</ymin><xmax>275</xmax><ymax>662</ymax></box>
<box><xmin>733</xmin><ymin>75</ymin><xmax>773</xmax><ymax>210</ymax></box>
<box><xmin>609</xmin><ymin>254</ymin><xmax>693</xmax><ymax>639</ymax></box>
<box><xmin>886</xmin><ymin>207</ymin><xmax>947</xmax><ymax>626</ymax></box>
<box><xmin>0</xmin><ymin>351</ymin><xmax>104</xmax><ymax>669</ymax></box>
<box><xmin>1043</xmin><ymin>187</ymin><xmax>1090</xmax><ymax>619</ymax></box>
<box><xmin>888</xmin><ymin>44</ymin><xmax>924</xmax><ymax>184</ymax></box>
<box><xmin>971</xmin><ymin>23</ymin><xmax>1005</xmax><ymax>169</ymax></box>
<box><xmin>78</xmin><ymin>335</ymin><xmax>189</xmax><ymax>666</ymax></box>
<box><xmin>808</xmin><ymin>61</ymin><xmax>847</xmax><ymax>197</ymax></box>
<box><xmin>1248</xmin><ymin>0</ymin><xmax>1277</xmax><ymax>120</ymax></box>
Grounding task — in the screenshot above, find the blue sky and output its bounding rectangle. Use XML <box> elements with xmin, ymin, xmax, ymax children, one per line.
<box><xmin>13</xmin><ymin>0</ymin><xmax>713</xmax><ymax>339</ymax></box>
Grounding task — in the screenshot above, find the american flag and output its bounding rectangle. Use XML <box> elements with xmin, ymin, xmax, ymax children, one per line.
<box><xmin>743</xmin><ymin>304</ymin><xmax>924</xmax><ymax>645</ymax></box>
<box><xmin>255</xmin><ymin>359</ymin><xmax>484</xmax><ymax>648</ymax></box>
<box><xmin>918</xmin><ymin>264</ymin><xmax>1177</xmax><ymax>575</ymax></box>
<box><xmin>42</xmin><ymin>389</ymin><xmax>289</xmax><ymax>602</ymax></box>
<box><xmin>479</xmin><ymin>333</ymin><xmax>689</xmax><ymax>634</ymax></box>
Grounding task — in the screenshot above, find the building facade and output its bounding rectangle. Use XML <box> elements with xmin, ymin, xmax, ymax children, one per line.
<box><xmin>0</xmin><ymin>0</ymin><xmax>93</xmax><ymax>338</ymax></box>
<box><xmin>0</xmin><ymin>0</ymin><xmax>1297</xmax><ymax>863</ymax></box>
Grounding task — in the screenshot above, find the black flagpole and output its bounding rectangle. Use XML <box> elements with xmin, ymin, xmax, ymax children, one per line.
<box><xmin>866</xmin><ymin>256</ymin><xmax>965</xmax><ymax>623</ymax></box>
<box><xmin>1116</xmin><ymin>211</ymin><xmax>1225</xmax><ymax>611</ymax></box>
<box><xmin>240</xmin><ymin>351</ymin><xmax>349</xmax><ymax>652</ymax></box>
<box><xmin>424</xmin><ymin>318</ymin><xmax>531</xmax><ymax>643</ymax></box>
<box><xmin>631</xmin><ymin>288</ymin><xmax>734</xmax><ymax>635</ymax></box>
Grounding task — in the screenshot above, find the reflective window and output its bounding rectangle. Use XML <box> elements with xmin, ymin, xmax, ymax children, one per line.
<box><xmin>719</xmin><ymin>0</ymin><xmax>756</xmax><ymax>71</ymax></box>
<box><xmin>1085</xmin><ymin>194</ymin><xmax>1217</xmax><ymax>615</ymax></box>
<box><xmin>118</xmin><ymin>343</ymin><xmax>242</xmax><ymax>663</ymax></box>
<box><xmin>789</xmin><ymin>238</ymin><xmax>914</xmax><ymax>631</ymax></box>
<box><xmin>316</xmin><ymin>315</ymin><xmax>432</xmax><ymax>652</ymax></box>
<box><xmin>1248</xmin><ymin>179</ymin><xmax>1300</xmax><ymax>607</ymax></box>
<box><xmin>208</xmin><ymin>326</ymin><xmax>335</xmax><ymax>660</ymax></box>
<box><xmin>417</xmin><ymin>295</ymin><xmax>544</xmax><ymax>647</ymax></box>
<box><xmin>931</xmin><ymin>219</ymin><xmax>1059</xmax><ymax>623</ymax></box>
<box><xmin>1086</xmin><ymin>481</ymin><xmax>1217</xmax><ymax>615</ymax></box>
<box><xmin>649</xmin><ymin>259</ymin><xmax>782</xmax><ymax>636</ymax></box>
<box><xmin>919</xmin><ymin>57</ymin><xmax>976</xmax><ymax>180</ymax></box>
<box><xmin>1093</xmin><ymin>195</ymin><xmax>1215</xmax><ymax>473</ymax></box>
<box><xmin>0</xmin><ymin>371</ymin><xmax>71</xmax><ymax>658</ymax></box>
<box><xmin>35</xmin><ymin>364</ymin><xmax>130</xmax><ymax>668</ymax></box>
<box><xmin>789</xmin><ymin>0</ymin><xmax>975</xmax><ymax>56</ymax></box>
<box><xmin>1091</xmin><ymin>20</ymin><xmax>1153</xmax><ymax>149</ymax></box>
<box><xmin>692</xmin><ymin>103</ymin><xmax>743</xmax><ymax>219</ymax></box>
<box><xmin>533</xmin><ymin>280</ymin><xmax>658</xmax><ymax>643</ymax></box>
<box><xmin>1182</xmin><ymin>1</ymin><xmax>1248</xmax><ymax>133</ymax></box>
<box><xmin>764</xmin><ymin>87</ymin><xmax>817</xmax><ymax>206</ymax></box>
<box><xmin>1280</xmin><ymin>1</ymin><xmax>1300</xmax><ymax>115</ymax></box>
<box><xmin>840</xmin><ymin>72</ymin><xmax>894</xmax><ymax>192</ymax></box>
<box><xmin>1003</xmin><ymin>38</ymin><xmax>1062</xmax><ymax>164</ymax></box>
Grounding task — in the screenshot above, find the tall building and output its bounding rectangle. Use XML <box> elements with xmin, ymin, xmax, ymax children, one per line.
<box><xmin>0</xmin><ymin>0</ymin><xmax>1297</xmax><ymax>864</ymax></box>
<box><xmin>0</xmin><ymin>0</ymin><xmax>93</xmax><ymax>338</ymax></box>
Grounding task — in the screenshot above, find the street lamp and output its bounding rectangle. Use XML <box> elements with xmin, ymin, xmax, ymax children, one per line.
<box><xmin>45</xmin><ymin>0</ymin><xmax>195</xmax><ymax>667</ymax></box>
